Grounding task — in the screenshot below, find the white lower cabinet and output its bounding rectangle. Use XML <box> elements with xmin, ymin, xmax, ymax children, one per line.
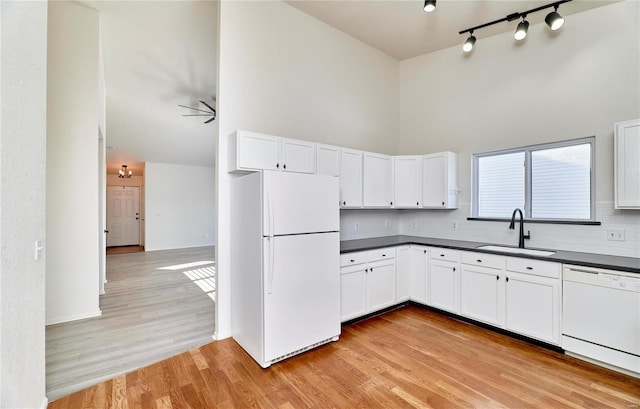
<box><xmin>340</xmin><ymin>248</ymin><xmax>396</xmax><ymax>322</ymax></box>
<box><xmin>504</xmin><ymin>261</ymin><xmax>561</xmax><ymax>345</ymax></box>
<box><xmin>340</xmin><ymin>266</ymin><xmax>367</xmax><ymax>322</ymax></box>
<box><xmin>460</xmin><ymin>252</ymin><xmax>505</xmax><ymax>327</ymax></box>
<box><xmin>396</xmin><ymin>246</ymin><xmax>411</xmax><ymax>303</ymax></box>
<box><xmin>409</xmin><ymin>246</ymin><xmax>429</xmax><ymax>304</ymax></box>
<box><xmin>429</xmin><ymin>249</ymin><xmax>460</xmax><ymax>314</ymax></box>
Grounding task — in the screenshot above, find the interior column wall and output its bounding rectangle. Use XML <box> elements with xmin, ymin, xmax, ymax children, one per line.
<box><xmin>0</xmin><ymin>1</ymin><xmax>48</xmax><ymax>407</ymax></box>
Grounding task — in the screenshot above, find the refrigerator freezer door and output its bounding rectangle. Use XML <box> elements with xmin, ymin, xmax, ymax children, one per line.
<box><xmin>263</xmin><ymin>232</ymin><xmax>340</xmax><ymax>362</ymax></box>
<box><xmin>263</xmin><ymin>171</ymin><xmax>339</xmax><ymax>236</ymax></box>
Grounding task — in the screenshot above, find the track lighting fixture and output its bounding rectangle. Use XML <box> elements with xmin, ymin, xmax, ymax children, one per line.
<box><xmin>458</xmin><ymin>0</ymin><xmax>570</xmax><ymax>53</ymax></box>
<box><xmin>423</xmin><ymin>0</ymin><xmax>436</xmax><ymax>13</ymax></box>
<box><xmin>463</xmin><ymin>32</ymin><xmax>476</xmax><ymax>53</ymax></box>
<box><xmin>514</xmin><ymin>17</ymin><xmax>529</xmax><ymax>41</ymax></box>
<box><xmin>545</xmin><ymin>5</ymin><xmax>565</xmax><ymax>30</ymax></box>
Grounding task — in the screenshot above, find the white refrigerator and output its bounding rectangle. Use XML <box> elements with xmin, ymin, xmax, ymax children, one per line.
<box><xmin>231</xmin><ymin>170</ymin><xmax>340</xmax><ymax>368</ymax></box>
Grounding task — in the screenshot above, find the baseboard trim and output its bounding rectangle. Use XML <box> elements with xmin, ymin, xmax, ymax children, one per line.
<box><xmin>46</xmin><ymin>309</ymin><xmax>102</xmax><ymax>326</ymax></box>
<box><xmin>40</xmin><ymin>396</ymin><xmax>48</xmax><ymax>409</ymax></box>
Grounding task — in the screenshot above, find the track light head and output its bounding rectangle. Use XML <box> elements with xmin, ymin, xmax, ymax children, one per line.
<box><xmin>423</xmin><ymin>0</ymin><xmax>436</xmax><ymax>13</ymax></box>
<box><xmin>545</xmin><ymin>6</ymin><xmax>565</xmax><ymax>30</ymax></box>
<box><xmin>462</xmin><ymin>33</ymin><xmax>476</xmax><ymax>53</ymax></box>
<box><xmin>514</xmin><ymin>18</ymin><xmax>529</xmax><ymax>41</ymax></box>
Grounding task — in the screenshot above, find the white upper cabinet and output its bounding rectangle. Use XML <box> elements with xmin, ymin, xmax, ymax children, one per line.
<box><xmin>363</xmin><ymin>152</ymin><xmax>393</xmax><ymax>208</ymax></box>
<box><xmin>393</xmin><ymin>156</ymin><xmax>422</xmax><ymax>208</ymax></box>
<box><xmin>280</xmin><ymin>138</ymin><xmax>316</xmax><ymax>174</ymax></box>
<box><xmin>229</xmin><ymin>130</ymin><xmax>280</xmax><ymax>172</ymax></box>
<box><xmin>340</xmin><ymin>149</ymin><xmax>363</xmax><ymax>208</ymax></box>
<box><xmin>615</xmin><ymin>119</ymin><xmax>640</xmax><ymax>209</ymax></box>
<box><xmin>316</xmin><ymin>144</ymin><xmax>340</xmax><ymax>177</ymax></box>
<box><xmin>229</xmin><ymin>130</ymin><xmax>316</xmax><ymax>174</ymax></box>
<box><xmin>422</xmin><ymin>152</ymin><xmax>458</xmax><ymax>209</ymax></box>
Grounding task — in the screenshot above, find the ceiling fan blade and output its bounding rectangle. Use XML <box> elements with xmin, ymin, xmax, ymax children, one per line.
<box><xmin>204</xmin><ymin>117</ymin><xmax>216</xmax><ymax>124</ymax></box>
<box><xmin>182</xmin><ymin>114</ymin><xmax>215</xmax><ymax>117</ymax></box>
<box><xmin>199</xmin><ymin>100</ymin><xmax>215</xmax><ymax>112</ymax></box>
<box><xmin>178</xmin><ymin>104</ymin><xmax>214</xmax><ymax>114</ymax></box>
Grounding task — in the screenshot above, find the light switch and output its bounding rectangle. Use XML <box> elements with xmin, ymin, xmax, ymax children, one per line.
<box><xmin>35</xmin><ymin>240</ymin><xmax>44</xmax><ymax>260</ymax></box>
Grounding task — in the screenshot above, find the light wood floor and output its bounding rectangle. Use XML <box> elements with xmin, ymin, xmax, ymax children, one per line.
<box><xmin>46</xmin><ymin>246</ymin><xmax>216</xmax><ymax>401</ymax></box>
<box><xmin>49</xmin><ymin>305</ymin><xmax>640</xmax><ymax>408</ymax></box>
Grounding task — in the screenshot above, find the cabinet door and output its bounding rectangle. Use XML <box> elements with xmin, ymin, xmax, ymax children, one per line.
<box><xmin>237</xmin><ymin>131</ymin><xmax>280</xmax><ymax>171</ymax></box>
<box><xmin>340</xmin><ymin>267</ymin><xmax>367</xmax><ymax>322</ymax></box>
<box><xmin>340</xmin><ymin>149</ymin><xmax>363</xmax><ymax>208</ymax></box>
<box><xmin>460</xmin><ymin>265</ymin><xmax>504</xmax><ymax>327</ymax></box>
<box><xmin>317</xmin><ymin>144</ymin><xmax>340</xmax><ymax>177</ymax></box>
<box><xmin>396</xmin><ymin>246</ymin><xmax>410</xmax><ymax>303</ymax></box>
<box><xmin>615</xmin><ymin>119</ymin><xmax>640</xmax><ymax>209</ymax></box>
<box><xmin>366</xmin><ymin>260</ymin><xmax>396</xmax><ymax>313</ymax></box>
<box><xmin>363</xmin><ymin>152</ymin><xmax>393</xmax><ymax>208</ymax></box>
<box><xmin>281</xmin><ymin>138</ymin><xmax>316</xmax><ymax>174</ymax></box>
<box><xmin>422</xmin><ymin>152</ymin><xmax>457</xmax><ymax>209</ymax></box>
<box><xmin>505</xmin><ymin>272</ymin><xmax>560</xmax><ymax>345</ymax></box>
<box><xmin>429</xmin><ymin>259</ymin><xmax>460</xmax><ymax>314</ymax></box>
<box><xmin>393</xmin><ymin>156</ymin><xmax>422</xmax><ymax>208</ymax></box>
<box><xmin>409</xmin><ymin>246</ymin><xmax>428</xmax><ymax>304</ymax></box>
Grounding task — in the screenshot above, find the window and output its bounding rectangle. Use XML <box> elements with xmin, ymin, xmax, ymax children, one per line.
<box><xmin>473</xmin><ymin>137</ymin><xmax>595</xmax><ymax>221</ymax></box>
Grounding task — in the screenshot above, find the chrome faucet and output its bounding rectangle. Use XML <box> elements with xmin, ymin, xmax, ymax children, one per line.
<box><xmin>509</xmin><ymin>208</ymin><xmax>530</xmax><ymax>248</ymax></box>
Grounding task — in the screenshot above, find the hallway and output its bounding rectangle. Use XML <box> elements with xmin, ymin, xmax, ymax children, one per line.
<box><xmin>46</xmin><ymin>246</ymin><xmax>216</xmax><ymax>400</ymax></box>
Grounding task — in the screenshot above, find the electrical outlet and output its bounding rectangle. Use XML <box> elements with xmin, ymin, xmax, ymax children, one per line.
<box><xmin>607</xmin><ymin>229</ymin><xmax>625</xmax><ymax>241</ymax></box>
<box><xmin>452</xmin><ymin>221</ymin><xmax>458</xmax><ymax>230</ymax></box>
<box><xmin>384</xmin><ymin>219</ymin><xmax>388</xmax><ymax>229</ymax></box>
<box><xmin>412</xmin><ymin>220</ymin><xmax>418</xmax><ymax>229</ymax></box>
<box><xmin>354</xmin><ymin>223</ymin><xmax>360</xmax><ymax>231</ymax></box>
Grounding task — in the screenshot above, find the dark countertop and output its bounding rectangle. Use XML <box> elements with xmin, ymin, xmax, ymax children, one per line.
<box><xmin>340</xmin><ymin>235</ymin><xmax>640</xmax><ymax>274</ymax></box>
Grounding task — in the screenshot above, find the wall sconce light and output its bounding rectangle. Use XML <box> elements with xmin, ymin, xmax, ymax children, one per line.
<box><xmin>118</xmin><ymin>164</ymin><xmax>132</xmax><ymax>179</ymax></box>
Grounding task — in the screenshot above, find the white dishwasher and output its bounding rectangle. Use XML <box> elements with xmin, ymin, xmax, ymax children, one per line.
<box><xmin>562</xmin><ymin>264</ymin><xmax>640</xmax><ymax>376</ymax></box>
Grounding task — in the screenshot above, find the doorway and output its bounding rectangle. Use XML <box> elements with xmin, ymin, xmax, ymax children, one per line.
<box><xmin>106</xmin><ymin>185</ymin><xmax>140</xmax><ymax>247</ymax></box>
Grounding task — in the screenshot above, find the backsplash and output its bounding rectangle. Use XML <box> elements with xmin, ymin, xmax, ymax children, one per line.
<box><xmin>340</xmin><ymin>209</ymin><xmax>399</xmax><ymax>240</ymax></box>
<box><xmin>340</xmin><ymin>202</ymin><xmax>639</xmax><ymax>259</ymax></box>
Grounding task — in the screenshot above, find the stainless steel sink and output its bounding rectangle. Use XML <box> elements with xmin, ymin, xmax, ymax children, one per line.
<box><xmin>476</xmin><ymin>245</ymin><xmax>556</xmax><ymax>257</ymax></box>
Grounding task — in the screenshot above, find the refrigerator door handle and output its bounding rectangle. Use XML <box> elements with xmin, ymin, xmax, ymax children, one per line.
<box><xmin>266</xmin><ymin>188</ymin><xmax>275</xmax><ymax>238</ymax></box>
<box><xmin>267</xmin><ymin>237</ymin><xmax>274</xmax><ymax>294</ymax></box>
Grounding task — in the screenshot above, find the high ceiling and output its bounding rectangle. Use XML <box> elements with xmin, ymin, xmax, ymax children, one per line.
<box><xmin>83</xmin><ymin>1</ymin><xmax>217</xmax><ymax>176</ymax></box>
<box><xmin>84</xmin><ymin>1</ymin><xmax>615</xmax><ymax>175</ymax></box>
<box><xmin>286</xmin><ymin>0</ymin><xmax>617</xmax><ymax>60</ymax></box>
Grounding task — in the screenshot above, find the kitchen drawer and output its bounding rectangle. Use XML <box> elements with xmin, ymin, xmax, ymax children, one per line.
<box><xmin>461</xmin><ymin>252</ymin><xmax>505</xmax><ymax>270</ymax></box>
<box><xmin>506</xmin><ymin>257</ymin><xmax>561</xmax><ymax>279</ymax></box>
<box><xmin>430</xmin><ymin>248</ymin><xmax>460</xmax><ymax>263</ymax></box>
<box><xmin>341</xmin><ymin>252</ymin><xmax>367</xmax><ymax>267</ymax></box>
<box><xmin>367</xmin><ymin>248</ymin><xmax>396</xmax><ymax>263</ymax></box>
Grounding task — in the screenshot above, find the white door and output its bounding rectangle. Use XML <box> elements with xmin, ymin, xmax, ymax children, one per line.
<box><xmin>340</xmin><ymin>266</ymin><xmax>367</xmax><ymax>322</ymax></box>
<box><xmin>410</xmin><ymin>246</ymin><xmax>428</xmax><ymax>304</ymax></box>
<box><xmin>422</xmin><ymin>153</ymin><xmax>446</xmax><ymax>207</ymax></box>
<box><xmin>394</xmin><ymin>156</ymin><xmax>422</xmax><ymax>208</ymax></box>
<box><xmin>317</xmin><ymin>144</ymin><xmax>340</xmax><ymax>177</ymax></box>
<box><xmin>340</xmin><ymin>149</ymin><xmax>363</xmax><ymax>208</ymax></box>
<box><xmin>263</xmin><ymin>233</ymin><xmax>340</xmax><ymax>361</ymax></box>
<box><xmin>238</xmin><ymin>131</ymin><xmax>280</xmax><ymax>171</ymax></box>
<box><xmin>430</xmin><ymin>260</ymin><xmax>460</xmax><ymax>313</ymax></box>
<box><xmin>280</xmin><ymin>138</ymin><xmax>316</xmax><ymax>174</ymax></box>
<box><xmin>106</xmin><ymin>186</ymin><xmax>140</xmax><ymax>247</ymax></box>
<box><xmin>505</xmin><ymin>272</ymin><xmax>560</xmax><ymax>345</ymax></box>
<box><xmin>263</xmin><ymin>171</ymin><xmax>339</xmax><ymax>236</ymax></box>
<box><xmin>460</xmin><ymin>265</ymin><xmax>503</xmax><ymax>327</ymax></box>
<box><xmin>366</xmin><ymin>260</ymin><xmax>396</xmax><ymax>313</ymax></box>
<box><xmin>363</xmin><ymin>152</ymin><xmax>392</xmax><ymax>207</ymax></box>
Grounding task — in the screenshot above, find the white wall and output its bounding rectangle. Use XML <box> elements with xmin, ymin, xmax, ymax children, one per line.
<box><xmin>0</xmin><ymin>1</ymin><xmax>48</xmax><ymax>407</ymax></box>
<box><xmin>396</xmin><ymin>1</ymin><xmax>640</xmax><ymax>258</ymax></box>
<box><xmin>145</xmin><ymin>162</ymin><xmax>215</xmax><ymax>251</ymax></box>
<box><xmin>46</xmin><ymin>1</ymin><xmax>101</xmax><ymax>325</ymax></box>
<box><xmin>217</xmin><ymin>0</ymin><xmax>400</xmax><ymax>338</ymax></box>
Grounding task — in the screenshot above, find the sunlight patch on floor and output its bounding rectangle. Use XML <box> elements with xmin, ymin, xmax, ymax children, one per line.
<box><xmin>158</xmin><ymin>260</ymin><xmax>215</xmax><ymax>270</ymax></box>
<box><xmin>183</xmin><ymin>266</ymin><xmax>216</xmax><ymax>301</ymax></box>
